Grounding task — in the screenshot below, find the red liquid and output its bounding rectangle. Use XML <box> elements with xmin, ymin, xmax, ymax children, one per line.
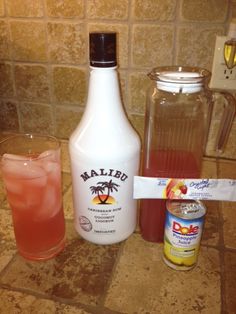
<box><xmin>1</xmin><ymin>152</ymin><xmax>65</xmax><ymax>260</ymax></box>
<box><xmin>139</xmin><ymin>150</ymin><xmax>200</xmax><ymax>242</ymax></box>
<box><xmin>13</xmin><ymin>207</ymin><xmax>65</xmax><ymax>258</ymax></box>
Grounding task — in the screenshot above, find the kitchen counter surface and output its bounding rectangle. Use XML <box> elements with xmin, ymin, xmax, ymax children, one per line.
<box><xmin>0</xmin><ymin>136</ymin><xmax>236</xmax><ymax>313</ymax></box>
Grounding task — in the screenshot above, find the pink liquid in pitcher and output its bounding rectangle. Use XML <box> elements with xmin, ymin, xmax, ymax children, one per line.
<box><xmin>139</xmin><ymin>149</ymin><xmax>200</xmax><ymax>242</ymax></box>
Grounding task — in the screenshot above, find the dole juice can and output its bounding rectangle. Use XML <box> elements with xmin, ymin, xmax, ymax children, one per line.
<box><xmin>163</xmin><ymin>200</ymin><xmax>206</xmax><ymax>270</ymax></box>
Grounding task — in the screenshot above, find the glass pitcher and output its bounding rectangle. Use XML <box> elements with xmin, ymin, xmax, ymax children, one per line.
<box><xmin>139</xmin><ymin>66</ymin><xmax>236</xmax><ymax>243</ymax></box>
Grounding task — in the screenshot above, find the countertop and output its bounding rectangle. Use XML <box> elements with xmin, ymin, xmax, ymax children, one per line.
<box><xmin>0</xmin><ymin>137</ymin><xmax>236</xmax><ymax>313</ymax></box>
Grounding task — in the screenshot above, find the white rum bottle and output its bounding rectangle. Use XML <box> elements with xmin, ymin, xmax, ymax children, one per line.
<box><xmin>69</xmin><ymin>32</ymin><xmax>141</xmax><ymax>245</ymax></box>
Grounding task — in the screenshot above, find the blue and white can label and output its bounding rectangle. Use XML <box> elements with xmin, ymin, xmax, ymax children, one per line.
<box><xmin>163</xmin><ymin>200</ymin><xmax>206</xmax><ymax>270</ymax></box>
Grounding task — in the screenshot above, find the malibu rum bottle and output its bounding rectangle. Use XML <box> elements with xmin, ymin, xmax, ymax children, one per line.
<box><xmin>69</xmin><ymin>32</ymin><xmax>141</xmax><ymax>245</ymax></box>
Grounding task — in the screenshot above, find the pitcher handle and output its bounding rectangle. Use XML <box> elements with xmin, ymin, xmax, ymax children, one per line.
<box><xmin>215</xmin><ymin>91</ymin><xmax>236</xmax><ymax>153</ymax></box>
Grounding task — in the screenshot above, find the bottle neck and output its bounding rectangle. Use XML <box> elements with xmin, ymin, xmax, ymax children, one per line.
<box><xmin>87</xmin><ymin>66</ymin><xmax>122</xmax><ymax>110</ymax></box>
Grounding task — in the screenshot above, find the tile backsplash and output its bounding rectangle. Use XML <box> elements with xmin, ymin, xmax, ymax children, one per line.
<box><xmin>0</xmin><ymin>0</ymin><xmax>236</xmax><ymax>159</ymax></box>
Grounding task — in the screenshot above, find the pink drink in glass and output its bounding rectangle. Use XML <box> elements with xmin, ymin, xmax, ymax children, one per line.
<box><xmin>0</xmin><ymin>135</ymin><xmax>65</xmax><ymax>260</ymax></box>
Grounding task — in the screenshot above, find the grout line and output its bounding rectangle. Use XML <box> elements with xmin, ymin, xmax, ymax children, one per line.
<box><xmin>0</xmin><ymin>251</ymin><xmax>18</xmax><ymax>280</ymax></box>
<box><xmin>125</xmin><ymin>0</ymin><xmax>133</xmax><ymax>110</ymax></box>
<box><xmin>0</xmin><ymin>282</ymin><xmax>103</xmax><ymax>313</ymax></box>
<box><xmin>216</xmin><ymin>158</ymin><xmax>228</xmax><ymax>314</ymax></box>
<box><xmin>218</xmin><ymin>203</ymin><xmax>227</xmax><ymax>314</ymax></box>
<box><xmin>173</xmin><ymin>0</ymin><xmax>181</xmax><ymax>65</ymax></box>
<box><xmin>98</xmin><ymin>240</ymin><xmax>127</xmax><ymax>309</ymax></box>
<box><xmin>42</xmin><ymin>0</ymin><xmax>56</xmax><ymax>135</ymax></box>
<box><xmin>3</xmin><ymin>1</ymin><xmax>23</xmax><ymax>133</ymax></box>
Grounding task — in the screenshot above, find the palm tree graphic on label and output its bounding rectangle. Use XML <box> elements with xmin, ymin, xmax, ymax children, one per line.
<box><xmin>90</xmin><ymin>179</ymin><xmax>120</xmax><ymax>205</ymax></box>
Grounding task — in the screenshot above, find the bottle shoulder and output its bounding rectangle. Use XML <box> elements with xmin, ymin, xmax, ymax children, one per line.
<box><xmin>69</xmin><ymin>65</ymin><xmax>141</xmax><ymax>161</ymax></box>
<box><xmin>70</xmin><ymin>121</ymin><xmax>140</xmax><ymax>146</ymax></box>
<box><xmin>69</xmin><ymin>119</ymin><xmax>141</xmax><ymax>163</ymax></box>
<box><xmin>71</xmin><ymin>109</ymin><xmax>140</xmax><ymax>142</ymax></box>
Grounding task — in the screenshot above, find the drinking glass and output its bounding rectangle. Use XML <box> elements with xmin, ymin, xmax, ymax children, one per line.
<box><xmin>0</xmin><ymin>134</ymin><xmax>65</xmax><ymax>261</ymax></box>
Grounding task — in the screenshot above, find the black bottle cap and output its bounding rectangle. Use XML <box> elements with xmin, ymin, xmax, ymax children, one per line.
<box><xmin>89</xmin><ymin>32</ymin><xmax>117</xmax><ymax>67</ymax></box>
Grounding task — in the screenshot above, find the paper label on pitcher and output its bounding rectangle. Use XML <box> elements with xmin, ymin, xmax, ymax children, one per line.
<box><xmin>133</xmin><ymin>176</ymin><xmax>236</xmax><ymax>201</ymax></box>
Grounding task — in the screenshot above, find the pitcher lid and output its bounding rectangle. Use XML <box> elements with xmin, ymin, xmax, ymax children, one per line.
<box><xmin>149</xmin><ymin>66</ymin><xmax>211</xmax><ymax>93</ymax></box>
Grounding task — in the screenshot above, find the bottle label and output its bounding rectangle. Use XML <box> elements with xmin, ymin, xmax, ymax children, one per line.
<box><xmin>71</xmin><ymin>161</ymin><xmax>138</xmax><ymax>243</ymax></box>
<box><xmin>79</xmin><ymin>168</ymin><xmax>128</xmax><ymax>234</ymax></box>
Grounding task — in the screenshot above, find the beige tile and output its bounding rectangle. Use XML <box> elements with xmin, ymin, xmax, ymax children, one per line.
<box><xmin>0</xmin><ymin>100</ymin><xmax>19</xmax><ymax>132</ymax></box>
<box><xmin>0</xmin><ymin>288</ymin><xmax>91</xmax><ymax>314</ymax></box>
<box><xmin>0</xmin><ymin>21</ymin><xmax>10</xmax><ymax>59</ymax></box>
<box><xmin>88</xmin><ymin>23</ymin><xmax>129</xmax><ymax>68</ymax></box>
<box><xmin>217</xmin><ymin>159</ymin><xmax>236</xmax><ymax>179</ymax></box>
<box><xmin>14</xmin><ymin>64</ymin><xmax>50</xmax><ymax>102</ymax></box>
<box><xmin>0</xmin><ymin>177</ymin><xmax>6</xmax><ymax>208</ymax></box>
<box><xmin>131</xmin><ymin>24</ymin><xmax>174</xmax><ymax>68</ymax></box>
<box><xmin>55</xmin><ymin>106</ymin><xmax>84</xmax><ymax>139</ymax></box>
<box><xmin>47</xmin><ymin>22</ymin><xmax>86</xmax><ymax>64</ymax></box>
<box><xmin>10</xmin><ymin>21</ymin><xmax>47</xmax><ymax>62</ymax></box>
<box><xmin>0</xmin><ymin>178</ymin><xmax>6</xmax><ymax>206</ymax></box>
<box><xmin>233</xmin><ymin>3</ymin><xmax>236</xmax><ymax>18</ymax></box>
<box><xmin>105</xmin><ymin>234</ymin><xmax>221</xmax><ymax>313</ymax></box>
<box><xmin>117</xmin><ymin>69</ymin><xmax>128</xmax><ymax>110</ymax></box>
<box><xmin>201</xmin><ymin>201</ymin><xmax>220</xmax><ymax>247</ymax></box>
<box><xmin>0</xmin><ymin>289</ymin><xmax>36</xmax><ymax>313</ymax></box>
<box><xmin>129</xmin><ymin>71</ymin><xmax>150</xmax><ymax>113</ymax></box>
<box><xmin>87</xmin><ymin>0</ymin><xmax>128</xmax><ymax>19</ymax></box>
<box><xmin>128</xmin><ymin>113</ymin><xmax>144</xmax><ymax>143</ymax></box>
<box><xmin>181</xmin><ymin>0</ymin><xmax>228</xmax><ymax>22</ymax></box>
<box><xmin>1</xmin><ymin>198</ymin><xmax>10</xmax><ymax>210</ymax></box>
<box><xmin>219</xmin><ymin>123</ymin><xmax>236</xmax><ymax>159</ymax></box>
<box><xmin>0</xmin><ymin>133</ymin><xmax>6</xmax><ymax>141</ymax></box>
<box><xmin>52</xmin><ymin>66</ymin><xmax>87</xmax><ymax>105</ymax></box>
<box><xmin>224</xmin><ymin>251</ymin><xmax>236</xmax><ymax>313</ymax></box>
<box><xmin>0</xmin><ymin>177</ymin><xmax>11</xmax><ymax>209</ymax></box>
<box><xmin>61</xmin><ymin>140</ymin><xmax>71</xmax><ymax>173</ymax></box>
<box><xmin>221</xmin><ymin>201</ymin><xmax>236</xmax><ymax>249</ymax></box>
<box><xmin>132</xmin><ymin>0</ymin><xmax>176</xmax><ymax>21</ymax></box>
<box><xmin>19</xmin><ymin>102</ymin><xmax>54</xmax><ymax>135</ymax></box>
<box><xmin>0</xmin><ymin>209</ymin><xmax>16</xmax><ymax>272</ymax></box>
<box><xmin>63</xmin><ymin>186</ymin><xmax>74</xmax><ymax>219</ymax></box>
<box><xmin>46</xmin><ymin>0</ymin><xmax>84</xmax><ymax>18</ymax></box>
<box><xmin>176</xmin><ymin>26</ymin><xmax>224</xmax><ymax>70</ymax></box>
<box><xmin>201</xmin><ymin>158</ymin><xmax>217</xmax><ymax>178</ymax></box>
<box><xmin>0</xmin><ymin>63</ymin><xmax>14</xmax><ymax>98</ymax></box>
<box><xmin>0</xmin><ymin>0</ymin><xmax>4</xmax><ymax>16</ymax></box>
<box><xmin>6</xmin><ymin>0</ymin><xmax>44</xmax><ymax>17</ymax></box>
<box><xmin>62</xmin><ymin>172</ymin><xmax>71</xmax><ymax>193</ymax></box>
<box><xmin>0</xmin><ymin>221</ymin><xmax>121</xmax><ymax>306</ymax></box>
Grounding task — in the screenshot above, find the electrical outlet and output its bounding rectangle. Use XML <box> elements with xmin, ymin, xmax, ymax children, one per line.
<box><xmin>209</xmin><ymin>36</ymin><xmax>236</xmax><ymax>91</ymax></box>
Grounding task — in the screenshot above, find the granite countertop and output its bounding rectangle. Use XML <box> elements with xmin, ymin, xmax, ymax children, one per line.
<box><xmin>0</xmin><ymin>138</ymin><xmax>236</xmax><ymax>313</ymax></box>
